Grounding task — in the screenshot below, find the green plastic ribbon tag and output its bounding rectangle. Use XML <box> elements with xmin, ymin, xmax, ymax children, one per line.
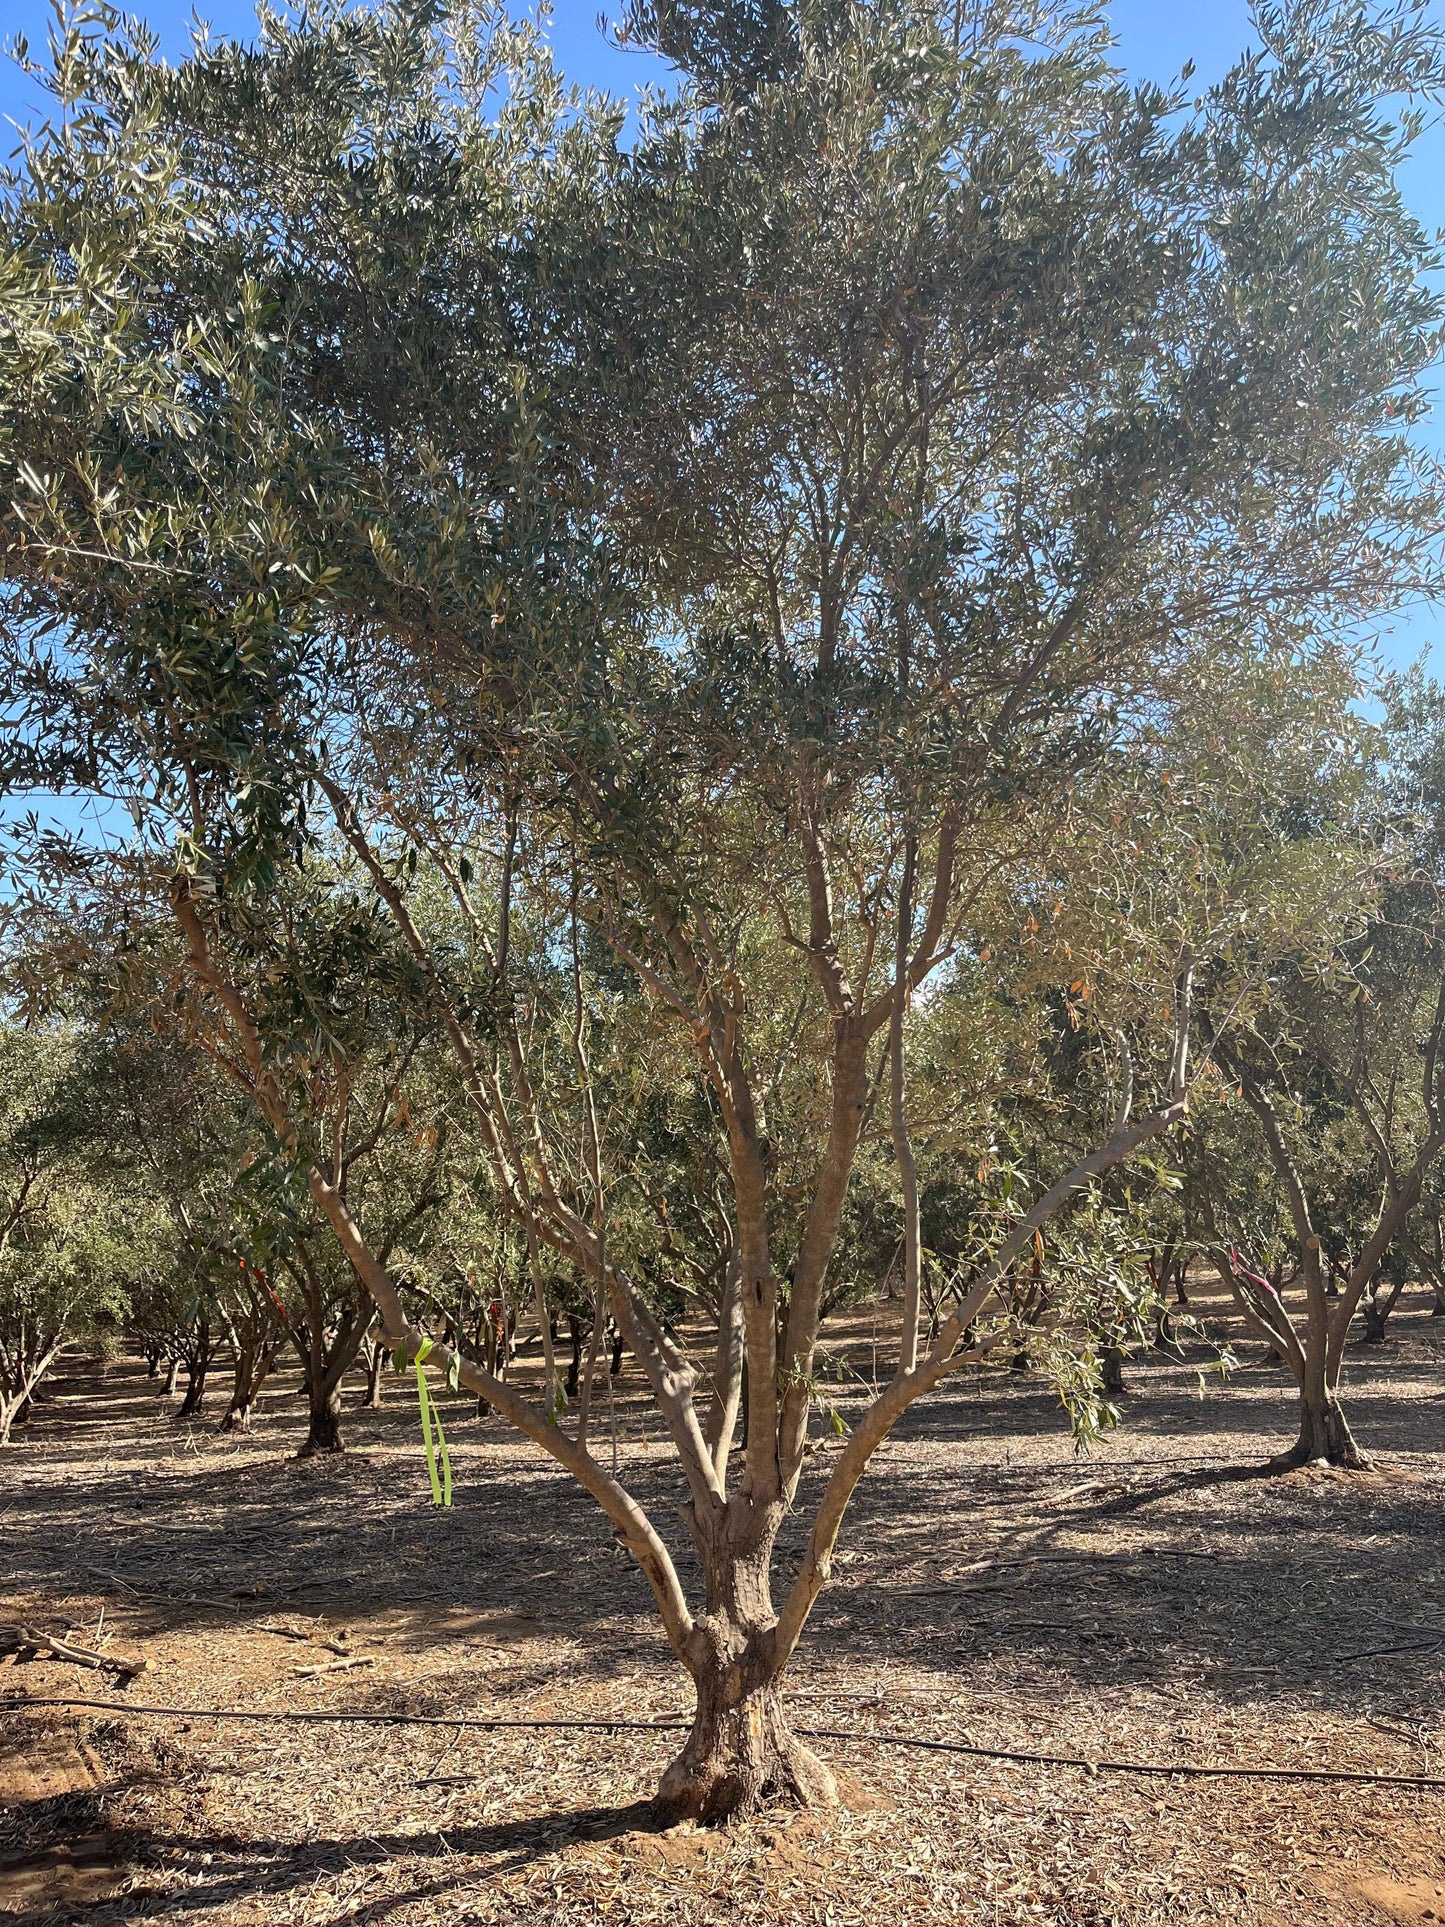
<box><xmin>412</xmin><ymin>1337</ymin><xmax>452</xmax><ymax>1507</ymax></box>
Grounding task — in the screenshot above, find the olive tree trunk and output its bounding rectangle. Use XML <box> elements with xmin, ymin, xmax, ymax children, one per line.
<box><xmin>362</xmin><ymin>1333</ymin><xmax>387</xmax><ymax>1408</ymax></box>
<box><xmin>658</xmin><ymin>1511</ymin><xmax>835</xmax><ymax>1822</ymax></box>
<box><xmin>176</xmin><ymin>1320</ymin><xmax>213</xmax><ymax>1419</ymax></box>
<box><xmin>1359</xmin><ymin>1268</ymin><xmax>1407</xmax><ymax>1344</ymax></box>
<box><xmin>1219</xmin><ymin>1240</ymin><xmax>1370</xmax><ymax>1472</ymax></box>
<box><xmin>220</xmin><ymin>1335</ymin><xmax>284</xmax><ymax>1432</ymax></box>
<box><xmin>300</xmin><ymin>1378</ymin><xmax>345</xmax><ymax>1456</ymax></box>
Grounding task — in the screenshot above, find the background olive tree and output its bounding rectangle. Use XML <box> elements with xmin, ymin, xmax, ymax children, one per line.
<box><xmin>0</xmin><ymin>1024</ymin><xmax>145</xmax><ymax>1440</ymax></box>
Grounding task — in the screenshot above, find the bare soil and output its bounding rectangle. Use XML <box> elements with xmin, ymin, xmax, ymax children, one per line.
<box><xmin>2</xmin><ymin>1278</ymin><xmax>1443</xmax><ymax>1925</ymax></box>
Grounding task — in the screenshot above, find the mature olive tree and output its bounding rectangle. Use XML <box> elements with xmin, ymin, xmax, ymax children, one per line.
<box><xmin>99</xmin><ymin>1026</ymin><xmax>258</xmax><ymax>1419</ymax></box>
<box><xmin>1212</xmin><ymin>677</ymin><xmax>1445</xmax><ymax>1465</ymax></box>
<box><xmin>0</xmin><ymin>1024</ymin><xmax>142</xmax><ymax>1440</ymax></box>
<box><xmin>4</xmin><ymin>0</ymin><xmax>1443</xmax><ymax>1817</ymax></box>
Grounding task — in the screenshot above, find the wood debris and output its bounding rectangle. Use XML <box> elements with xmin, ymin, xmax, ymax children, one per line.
<box><xmin>290</xmin><ymin>1653</ymin><xmax>375</xmax><ymax>1678</ymax></box>
<box><xmin>0</xmin><ymin>1624</ymin><xmax>142</xmax><ymax>1673</ymax></box>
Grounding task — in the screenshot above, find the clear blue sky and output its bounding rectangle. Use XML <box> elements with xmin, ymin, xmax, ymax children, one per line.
<box><xmin>0</xmin><ymin>0</ymin><xmax>1441</xmax><ymax>676</ymax></box>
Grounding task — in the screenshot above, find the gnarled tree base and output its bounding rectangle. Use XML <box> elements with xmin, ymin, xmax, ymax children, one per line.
<box><xmin>657</xmin><ymin>1676</ymin><xmax>837</xmax><ymax>1824</ymax></box>
<box><xmin>655</xmin><ymin>1672</ymin><xmax>836</xmax><ymax>1819</ymax></box>
<box><xmin>1268</xmin><ymin>1395</ymin><xmax>1369</xmax><ymax>1471</ymax></box>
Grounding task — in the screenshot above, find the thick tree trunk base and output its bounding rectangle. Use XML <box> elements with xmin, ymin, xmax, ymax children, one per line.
<box><xmin>177</xmin><ymin>1376</ymin><xmax>207</xmax><ymax>1420</ymax></box>
<box><xmin>220</xmin><ymin>1400</ymin><xmax>255</xmax><ymax>1433</ymax></box>
<box><xmin>298</xmin><ymin>1402</ymin><xmax>344</xmax><ymax>1457</ymax></box>
<box><xmin>657</xmin><ymin>1676</ymin><xmax>837</xmax><ymax>1824</ymax></box>
<box><xmin>1268</xmin><ymin>1396</ymin><xmax>1369</xmax><ymax>1472</ymax></box>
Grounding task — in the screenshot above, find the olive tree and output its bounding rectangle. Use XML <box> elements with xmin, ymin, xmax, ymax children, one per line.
<box><xmin>0</xmin><ymin>1025</ymin><xmax>138</xmax><ymax>1440</ymax></box>
<box><xmin>1213</xmin><ymin>676</ymin><xmax>1445</xmax><ymax>1465</ymax></box>
<box><xmin>3</xmin><ymin>0</ymin><xmax>1443</xmax><ymax>1818</ymax></box>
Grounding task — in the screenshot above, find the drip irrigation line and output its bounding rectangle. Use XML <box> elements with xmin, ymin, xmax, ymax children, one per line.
<box><xmin>802</xmin><ymin>1727</ymin><xmax>1445</xmax><ymax>1788</ymax></box>
<box><xmin>1334</xmin><ymin>1639</ymin><xmax>1444</xmax><ymax>1664</ymax></box>
<box><xmin>7</xmin><ymin>1696</ymin><xmax>1445</xmax><ymax>1791</ymax></box>
<box><xmin>5</xmin><ymin>1696</ymin><xmax>671</xmax><ymax>1737</ymax></box>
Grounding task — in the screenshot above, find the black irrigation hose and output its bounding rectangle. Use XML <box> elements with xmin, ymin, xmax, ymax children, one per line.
<box><xmin>0</xmin><ymin>1697</ymin><xmax>672</xmax><ymax>1737</ymax></box>
<box><xmin>8</xmin><ymin>1696</ymin><xmax>1445</xmax><ymax>1792</ymax></box>
<box><xmin>803</xmin><ymin>1727</ymin><xmax>1445</xmax><ymax>1789</ymax></box>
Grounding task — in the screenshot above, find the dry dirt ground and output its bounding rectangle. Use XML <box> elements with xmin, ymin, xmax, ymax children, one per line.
<box><xmin>2</xmin><ymin>1281</ymin><xmax>1444</xmax><ymax>1927</ymax></box>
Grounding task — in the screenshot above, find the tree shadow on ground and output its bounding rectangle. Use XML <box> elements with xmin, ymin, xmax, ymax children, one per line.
<box><xmin>801</xmin><ymin>1442</ymin><xmax>1445</xmax><ymax>1728</ymax></box>
<box><xmin>4</xmin><ymin>1797</ymin><xmax>671</xmax><ymax>1926</ymax></box>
